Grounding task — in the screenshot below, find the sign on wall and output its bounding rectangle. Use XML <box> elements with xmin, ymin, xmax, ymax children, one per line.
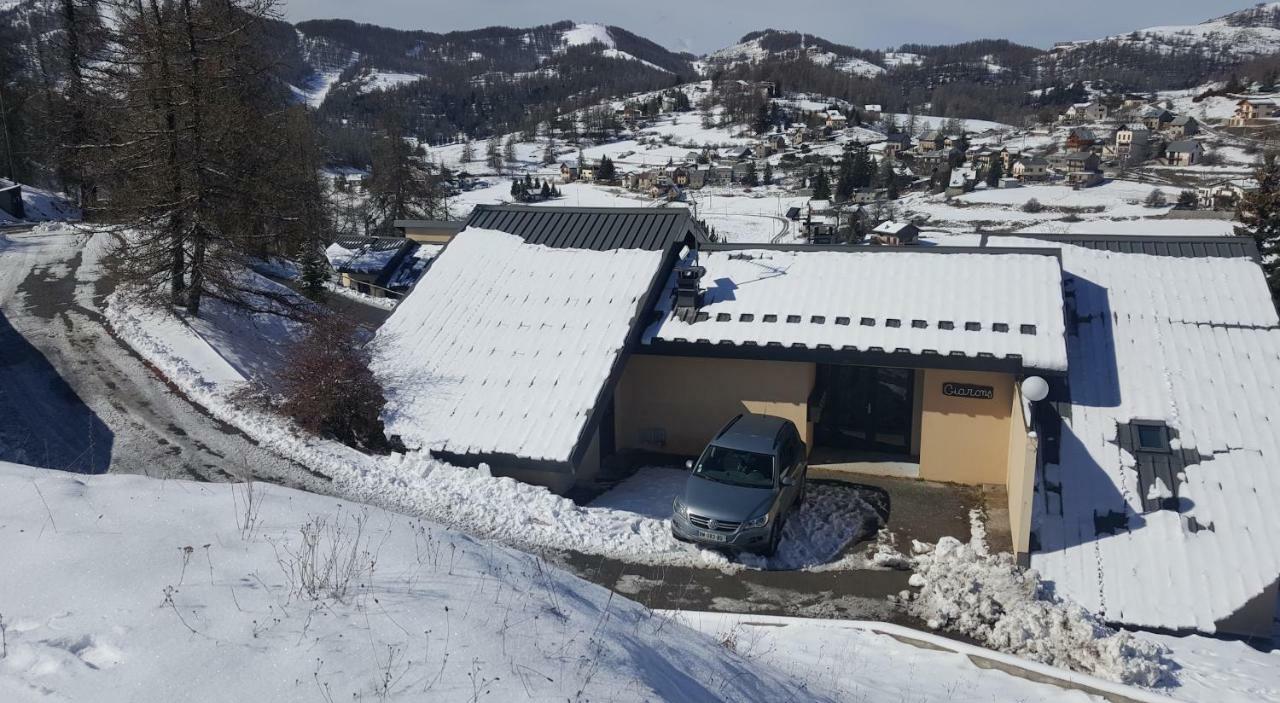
<box><xmin>942</xmin><ymin>382</ymin><xmax>995</xmax><ymax>400</ymax></box>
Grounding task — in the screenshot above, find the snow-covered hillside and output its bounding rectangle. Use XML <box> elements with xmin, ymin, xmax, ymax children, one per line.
<box><xmin>559</xmin><ymin>22</ymin><xmax>672</xmax><ymax>72</ymax></box>
<box><xmin>706</xmin><ymin>32</ymin><xmax>885</xmax><ymax>78</ymax></box>
<box><xmin>1055</xmin><ymin>2</ymin><xmax>1280</xmax><ymax>59</ymax></box>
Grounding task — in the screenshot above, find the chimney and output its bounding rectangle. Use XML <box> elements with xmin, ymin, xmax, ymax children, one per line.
<box><xmin>673</xmin><ymin>263</ymin><xmax>706</xmax><ymax>323</ymax></box>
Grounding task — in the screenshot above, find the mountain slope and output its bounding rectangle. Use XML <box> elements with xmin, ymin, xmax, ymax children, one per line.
<box><xmin>704</xmin><ymin>30</ymin><xmax>886</xmax><ymax>78</ymax></box>
<box><xmin>1041</xmin><ymin>3</ymin><xmax>1280</xmax><ymax>87</ymax></box>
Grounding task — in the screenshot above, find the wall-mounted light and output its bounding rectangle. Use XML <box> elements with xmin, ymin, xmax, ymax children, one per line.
<box><xmin>1021</xmin><ymin>376</ymin><xmax>1050</xmax><ymax>403</ymax></box>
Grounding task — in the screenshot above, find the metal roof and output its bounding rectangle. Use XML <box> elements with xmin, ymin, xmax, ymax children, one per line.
<box><xmin>464</xmin><ymin>205</ymin><xmax>708</xmax><ymax>251</ymax></box>
<box><xmin>987</xmin><ymin>233</ymin><xmax>1258</xmax><ymax>260</ymax></box>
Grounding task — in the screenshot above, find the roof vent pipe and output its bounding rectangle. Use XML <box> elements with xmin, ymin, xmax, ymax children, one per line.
<box><xmin>673</xmin><ymin>264</ymin><xmax>706</xmax><ymax>323</ymax></box>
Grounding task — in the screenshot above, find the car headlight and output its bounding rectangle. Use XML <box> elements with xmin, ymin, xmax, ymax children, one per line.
<box><xmin>743</xmin><ymin>512</ymin><xmax>770</xmax><ymax>529</ymax></box>
<box><xmin>673</xmin><ymin>497</ymin><xmax>688</xmax><ymax>518</ymax></box>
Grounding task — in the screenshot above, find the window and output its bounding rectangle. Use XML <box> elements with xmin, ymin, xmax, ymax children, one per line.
<box><xmin>693</xmin><ymin>446</ymin><xmax>775</xmax><ymax>488</ymax></box>
<box><xmin>1135</xmin><ymin>423</ymin><xmax>1170</xmax><ymax>453</ymax></box>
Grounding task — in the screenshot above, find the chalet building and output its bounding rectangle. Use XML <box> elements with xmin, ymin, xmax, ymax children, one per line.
<box><xmin>1229</xmin><ymin>98</ymin><xmax>1280</xmax><ymax>127</ymax></box>
<box><xmin>917</xmin><ymin>131</ymin><xmax>947</xmax><ymax>152</ymax></box>
<box><xmin>1062</xmin><ymin>151</ymin><xmax>1102</xmax><ymax>188</ymax></box>
<box><xmin>559</xmin><ymin>163</ymin><xmax>580</xmax><ymax>183</ymax></box>
<box><xmin>1062</xmin><ymin>101</ymin><xmax>1107</xmax><ymax>123</ymax></box>
<box><xmin>869</xmin><ymin>220</ymin><xmax>920</xmax><ymax>245</ymax></box>
<box><xmin>378</xmin><ymin>204</ymin><xmax>1280</xmax><ymax>638</ymax></box>
<box><xmin>1114</xmin><ymin>123</ymin><xmax>1151</xmax><ymax>161</ymax></box>
<box><xmin>1197</xmin><ymin>178</ymin><xmax>1257</xmax><ymax>210</ymax></box>
<box><xmin>1139</xmin><ymin>106</ymin><xmax>1175</xmax><ymax>131</ymax></box>
<box><xmin>863</xmin><ymin>104</ymin><xmax>883</xmax><ymax>122</ymax></box>
<box><xmin>1011</xmin><ymin>157</ymin><xmax>1050</xmax><ymax>182</ymax></box>
<box><xmin>1165</xmin><ymin>140</ymin><xmax>1204</xmax><ymax>166</ymax></box>
<box><xmin>883</xmin><ymin>132</ymin><xmax>912</xmax><ymax>158</ymax></box>
<box><xmin>1065</xmin><ymin>127</ymin><xmax>1098</xmax><ymax>152</ymax></box>
<box><xmin>325</xmin><ymin>235</ymin><xmax>424</xmax><ymax>299</ymax></box>
<box><xmin>1164</xmin><ymin>115</ymin><xmax>1200</xmax><ymax>138</ymax></box>
<box><xmin>911</xmin><ymin>150</ymin><xmax>949</xmax><ymax>175</ymax></box>
<box><xmin>825</xmin><ymin>110</ymin><xmax>848</xmax><ymax>130</ymax></box>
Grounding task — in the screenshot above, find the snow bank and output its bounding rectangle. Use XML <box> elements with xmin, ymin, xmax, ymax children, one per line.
<box><xmin>900</xmin><ymin>517</ymin><xmax>1174</xmax><ymax>688</ymax></box>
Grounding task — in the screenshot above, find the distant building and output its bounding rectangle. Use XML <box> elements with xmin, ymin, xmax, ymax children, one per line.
<box><xmin>870</xmin><ymin>220</ymin><xmax>920</xmax><ymax>245</ymax></box>
<box><xmin>1197</xmin><ymin>178</ymin><xmax>1257</xmax><ymax>210</ymax></box>
<box><xmin>1165</xmin><ymin>140</ymin><xmax>1204</xmax><ymax>166</ymax></box>
<box><xmin>1011</xmin><ymin>157</ymin><xmax>1050</xmax><ymax>182</ymax></box>
<box><xmin>1164</xmin><ymin>115</ymin><xmax>1200</xmax><ymax>138</ymax></box>
<box><xmin>1066</xmin><ymin>127</ymin><xmax>1098</xmax><ymax>152</ymax></box>
<box><xmin>560</xmin><ymin>163</ymin><xmax>580</xmax><ymax>183</ymax></box>
<box><xmin>863</xmin><ymin>104</ymin><xmax>883</xmax><ymax>122</ymax></box>
<box><xmin>1114</xmin><ymin>123</ymin><xmax>1151</xmax><ymax>161</ymax></box>
<box><xmin>1230</xmin><ymin>98</ymin><xmax>1280</xmax><ymax>127</ymax></box>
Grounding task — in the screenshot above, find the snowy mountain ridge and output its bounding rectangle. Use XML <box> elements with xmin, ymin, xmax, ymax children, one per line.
<box><xmin>705</xmin><ymin>30</ymin><xmax>886</xmax><ymax>77</ymax></box>
<box><xmin>1054</xmin><ymin>2</ymin><xmax>1280</xmax><ymax>59</ymax></box>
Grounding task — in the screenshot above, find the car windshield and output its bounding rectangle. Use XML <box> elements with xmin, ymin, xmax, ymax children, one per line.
<box><xmin>693</xmin><ymin>445</ymin><xmax>775</xmax><ymax>489</ymax></box>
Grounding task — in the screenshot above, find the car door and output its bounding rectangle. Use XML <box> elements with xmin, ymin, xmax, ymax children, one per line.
<box><xmin>778</xmin><ymin>433</ymin><xmax>802</xmax><ymax>512</ymax></box>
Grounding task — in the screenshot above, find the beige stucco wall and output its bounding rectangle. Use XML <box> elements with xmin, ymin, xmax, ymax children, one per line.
<box><xmin>615</xmin><ymin>355</ymin><xmax>815</xmax><ymax>456</ymax></box>
<box><xmin>918</xmin><ymin>369</ymin><xmax>1016</xmax><ymax>485</ymax></box>
<box><xmin>402</xmin><ymin>228</ymin><xmax>456</xmax><ymax>245</ymax></box>
<box><xmin>1005</xmin><ymin>386</ymin><xmax>1037</xmax><ymax>558</ymax></box>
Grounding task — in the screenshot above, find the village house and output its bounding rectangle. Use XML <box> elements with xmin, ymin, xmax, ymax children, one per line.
<box><xmin>1196</xmin><ymin>177</ymin><xmax>1257</xmax><ymax>210</ymax></box>
<box><xmin>1011</xmin><ymin>157</ymin><xmax>1050</xmax><ymax>182</ymax></box>
<box><xmin>910</xmin><ymin>150</ymin><xmax>949</xmax><ymax>176</ymax></box>
<box><xmin>1139</xmin><ymin>106</ymin><xmax>1175</xmax><ymax>131</ymax></box>
<box><xmin>1062</xmin><ymin>151</ymin><xmax>1102</xmax><ymax>188</ymax></box>
<box><xmin>1062</xmin><ymin>101</ymin><xmax>1107</xmax><ymax>123</ymax></box>
<box><xmin>883</xmin><ymin>132</ymin><xmax>912</xmax><ymax>158</ymax></box>
<box><xmin>945</xmin><ymin>168</ymin><xmax>976</xmax><ymax>197</ymax></box>
<box><xmin>1114</xmin><ymin>123</ymin><xmax>1151</xmax><ymax>161</ymax></box>
<box><xmin>377</xmin><ymin>204</ymin><xmax>1280</xmax><ymax>638</ymax></box>
<box><xmin>1165</xmin><ymin>140</ymin><xmax>1204</xmax><ymax>166</ymax></box>
<box><xmin>863</xmin><ymin>104</ymin><xmax>883</xmax><ymax>122</ymax></box>
<box><xmin>869</xmin><ymin>220</ymin><xmax>920</xmax><ymax>245</ymax></box>
<box><xmin>1065</xmin><ymin>126</ymin><xmax>1098</xmax><ymax>152</ymax></box>
<box><xmin>917</xmin><ymin>130</ymin><xmax>947</xmax><ymax>152</ymax></box>
<box><xmin>1229</xmin><ymin>98</ymin><xmax>1280</xmax><ymax>127</ymax></box>
<box><xmin>825</xmin><ymin>110</ymin><xmax>848</xmax><ymax>130</ymax></box>
<box><xmin>324</xmin><ymin>235</ymin><xmax>423</xmax><ymax>299</ymax></box>
<box><xmin>559</xmin><ymin>162</ymin><xmax>580</xmax><ymax>183</ymax></box>
<box><xmin>1164</xmin><ymin>115</ymin><xmax>1200</xmax><ymax>138</ymax></box>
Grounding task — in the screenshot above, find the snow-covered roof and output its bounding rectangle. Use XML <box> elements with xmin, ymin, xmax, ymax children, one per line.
<box><xmin>864</xmin><ymin>104</ymin><xmax>882</xmax><ymax>112</ymax></box>
<box><xmin>1027</xmin><ymin>238</ymin><xmax>1280</xmax><ymax>634</ymax></box>
<box><xmin>643</xmin><ymin>247</ymin><xmax>1068</xmax><ymax>372</ymax></box>
<box><xmin>374</xmin><ymin>227</ymin><xmax>667</xmax><ymax>464</ymax></box>
<box><xmin>872</xmin><ymin>221</ymin><xmax>915</xmax><ymax>236</ymax></box>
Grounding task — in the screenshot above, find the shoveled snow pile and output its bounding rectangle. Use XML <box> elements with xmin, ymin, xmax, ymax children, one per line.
<box><xmin>901</xmin><ymin>520</ymin><xmax>1174</xmax><ymax>688</ymax></box>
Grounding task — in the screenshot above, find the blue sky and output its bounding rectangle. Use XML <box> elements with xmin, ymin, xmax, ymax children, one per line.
<box><xmin>282</xmin><ymin>0</ymin><xmax>1257</xmax><ymax>54</ymax></box>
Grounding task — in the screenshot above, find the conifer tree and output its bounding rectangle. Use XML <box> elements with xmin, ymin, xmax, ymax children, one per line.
<box><xmin>1238</xmin><ymin>153</ymin><xmax>1280</xmax><ymax>299</ymax></box>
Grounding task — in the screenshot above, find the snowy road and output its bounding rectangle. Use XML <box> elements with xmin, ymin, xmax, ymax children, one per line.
<box><xmin>0</xmin><ymin>228</ymin><xmax>329</xmax><ymax>489</ymax></box>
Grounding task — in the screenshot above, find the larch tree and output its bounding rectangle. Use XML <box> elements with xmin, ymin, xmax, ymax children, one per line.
<box><xmin>367</xmin><ymin>118</ymin><xmax>445</xmax><ymax>233</ymax></box>
<box><xmin>1238</xmin><ymin>153</ymin><xmax>1280</xmax><ymax>300</ymax></box>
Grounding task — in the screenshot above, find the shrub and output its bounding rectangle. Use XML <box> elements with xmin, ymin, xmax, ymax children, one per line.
<box><xmin>246</xmin><ymin>313</ymin><xmax>395</xmax><ymax>451</ymax></box>
<box><xmin>1144</xmin><ymin>188</ymin><xmax>1167</xmax><ymax>208</ymax></box>
<box><xmin>1022</xmin><ymin>198</ymin><xmax>1045</xmax><ymax>213</ymax></box>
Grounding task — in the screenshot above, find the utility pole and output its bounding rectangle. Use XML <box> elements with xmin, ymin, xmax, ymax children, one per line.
<box><xmin>0</xmin><ymin>78</ymin><xmax>15</xmax><ymax>180</ymax></box>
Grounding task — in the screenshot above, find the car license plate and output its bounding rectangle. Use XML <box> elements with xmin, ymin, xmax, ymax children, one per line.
<box><xmin>696</xmin><ymin>529</ymin><xmax>727</xmax><ymax>543</ymax></box>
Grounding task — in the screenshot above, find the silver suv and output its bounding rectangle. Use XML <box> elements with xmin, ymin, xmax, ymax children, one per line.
<box><xmin>671</xmin><ymin>414</ymin><xmax>808</xmax><ymax>556</ymax></box>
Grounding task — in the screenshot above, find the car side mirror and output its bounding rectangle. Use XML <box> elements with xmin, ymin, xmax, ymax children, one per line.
<box><xmin>685</xmin><ymin>459</ymin><xmax>694</xmax><ymax>470</ymax></box>
<box><xmin>780</xmin><ymin>476</ymin><xmax>796</xmax><ymax>487</ymax></box>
